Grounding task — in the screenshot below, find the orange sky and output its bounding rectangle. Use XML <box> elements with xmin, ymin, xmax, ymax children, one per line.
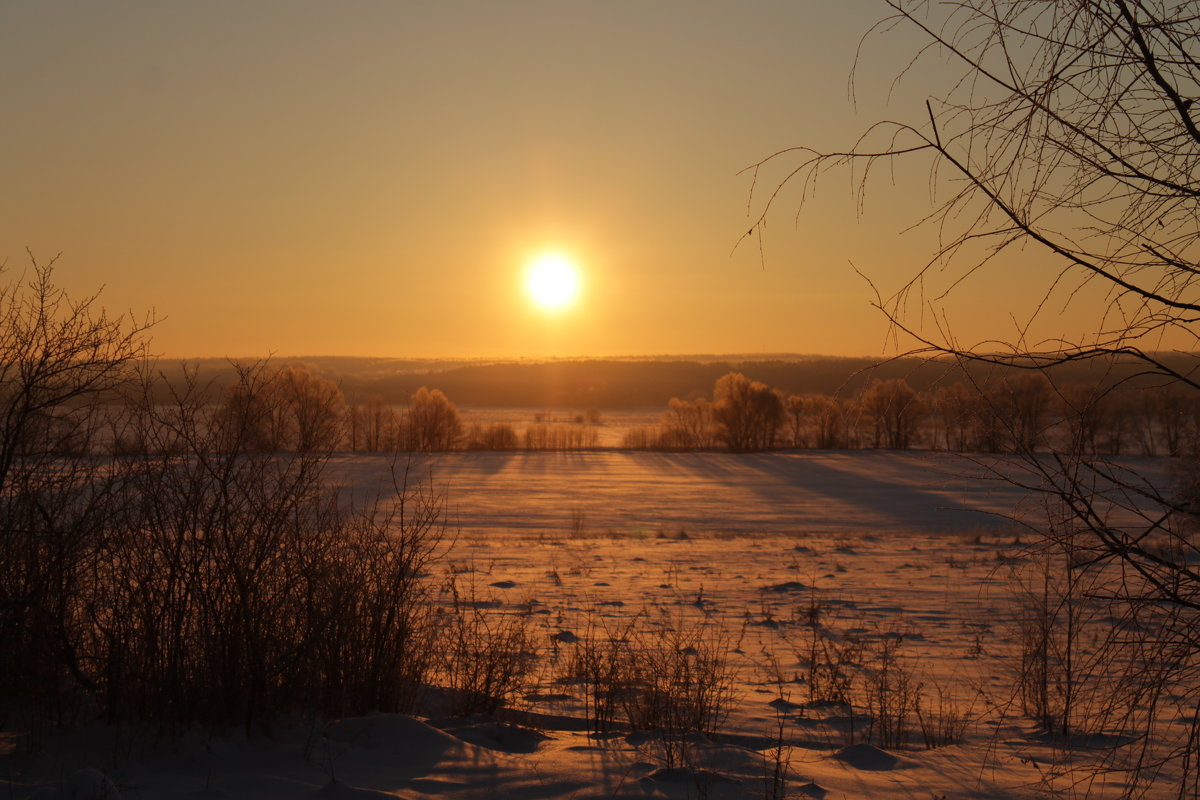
<box><xmin>0</xmin><ymin>2</ymin><xmax>1163</xmax><ymax>360</ymax></box>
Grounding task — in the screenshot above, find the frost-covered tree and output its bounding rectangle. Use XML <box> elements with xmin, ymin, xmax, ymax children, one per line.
<box><xmin>712</xmin><ymin>372</ymin><xmax>784</xmax><ymax>452</ymax></box>
<box><xmin>403</xmin><ymin>386</ymin><xmax>461</xmax><ymax>452</ymax></box>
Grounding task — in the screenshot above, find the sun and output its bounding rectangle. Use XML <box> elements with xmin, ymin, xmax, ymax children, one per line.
<box><xmin>524</xmin><ymin>253</ymin><xmax>581</xmax><ymax>312</ymax></box>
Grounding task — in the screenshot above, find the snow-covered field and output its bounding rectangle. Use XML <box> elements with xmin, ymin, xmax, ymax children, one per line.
<box><xmin>6</xmin><ymin>451</ymin><xmax>1185</xmax><ymax>800</ymax></box>
<box><xmin>331</xmin><ymin>449</ymin><xmax>1122</xmax><ymax>537</ymax></box>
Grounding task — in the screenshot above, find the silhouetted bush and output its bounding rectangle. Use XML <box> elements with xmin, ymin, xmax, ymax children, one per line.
<box><xmin>85</xmin><ymin>367</ymin><xmax>446</xmax><ymax>730</ymax></box>
<box><xmin>436</xmin><ymin>575</ymin><xmax>535</xmax><ymax>716</ymax></box>
<box><xmin>465</xmin><ymin>422</ymin><xmax>520</xmax><ymax>450</ymax></box>
<box><xmin>0</xmin><ymin>259</ymin><xmax>149</xmax><ymax>741</ymax></box>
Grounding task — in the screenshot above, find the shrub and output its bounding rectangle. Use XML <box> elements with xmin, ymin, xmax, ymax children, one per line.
<box><xmin>522</xmin><ymin>423</ymin><xmax>598</xmax><ymax>450</ymax></box>
<box><xmin>561</xmin><ymin>613</ymin><xmax>733</xmax><ymax>747</ymax></box>
<box><xmin>436</xmin><ymin>576</ymin><xmax>535</xmax><ymax>716</ymax></box>
<box><xmin>860</xmin><ymin>634</ymin><xmax>921</xmax><ymax>750</ymax></box>
<box><xmin>9</xmin><ymin>364</ymin><xmax>447</xmax><ymax>736</ymax></box>
<box><xmin>465</xmin><ymin>422</ymin><xmax>519</xmax><ymax>450</ymax></box>
<box><xmin>0</xmin><ymin>259</ymin><xmax>149</xmax><ymax>742</ymax></box>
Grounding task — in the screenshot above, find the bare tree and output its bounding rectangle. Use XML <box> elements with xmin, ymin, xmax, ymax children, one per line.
<box><xmin>859</xmin><ymin>377</ymin><xmax>926</xmax><ymax>449</ymax></box>
<box><xmin>0</xmin><ymin>256</ymin><xmax>152</xmax><ymax>735</ymax></box>
<box><xmin>784</xmin><ymin>394</ymin><xmax>808</xmax><ymax>448</ymax></box>
<box><xmin>712</xmin><ymin>372</ymin><xmax>784</xmax><ymax>452</ymax></box>
<box><xmin>1059</xmin><ymin>382</ymin><xmax>1112</xmax><ymax>456</ymax></box>
<box><xmin>931</xmin><ymin>382</ymin><xmax>977</xmax><ymax>451</ymax></box>
<box><xmin>347</xmin><ymin>394</ymin><xmax>401</xmax><ymax>452</ymax></box>
<box><xmin>276</xmin><ymin>366</ymin><xmax>345</xmax><ymax>452</ymax></box>
<box><xmin>1142</xmin><ymin>384</ymin><xmax>1197</xmax><ymax>456</ymax></box>
<box><xmin>746</xmin><ymin>1</ymin><xmax>1200</xmax><ymax>790</ymax></box>
<box><xmin>809</xmin><ymin>393</ymin><xmax>848</xmax><ymax>449</ymax></box>
<box><xmin>214</xmin><ymin>364</ymin><xmax>345</xmax><ymax>453</ymax></box>
<box><xmin>662</xmin><ymin>396</ymin><xmax>716</xmax><ymax>449</ymax></box>
<box><xmin>998</xmin><ymin>373</ymin><xmax>1053</xmax><ymax>453</ymax></box>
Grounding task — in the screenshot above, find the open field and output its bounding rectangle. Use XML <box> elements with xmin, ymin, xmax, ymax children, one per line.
<box><xmin>330</xmin><ymin>449</ymin><xmax>1171</xmax><ymax>537</ymax></box>
<box><xmin>6</xmin><ymin>451</ymin><xmax>1190</xmax><ymax>800</ymax></box>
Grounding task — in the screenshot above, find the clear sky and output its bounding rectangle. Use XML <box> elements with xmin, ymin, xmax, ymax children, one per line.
<box><xmin>0</xmin><ymin>1</ymin><xmax>1147</xmax><ymax>359</ymax></box>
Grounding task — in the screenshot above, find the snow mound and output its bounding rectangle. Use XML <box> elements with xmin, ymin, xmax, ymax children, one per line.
<box><xmin>325</xmin><ymin>714</ymin><xmax>474</xmax><ymax>767</ymax></box>
<box><xmin>761</xmin><ymin>581</ymin><xmax>807</xmax><ymax>593</ymax></box>
<box><xmin>436</xmin><ymin>720</ymin><xmax>549</xmax><ymax>754</ymax></box>
<box><xmin>640</xmin><ymin>767</ymin><xmax>739</xmax><ymax>785</ymax></box>
<box><xmin>832</xmin><ymin>743</ymin><xmax>902</xmax><ymax>771</ymax></box>
<box><xmin>310</xmin><ymin>778</ymin><xmax>395</xmax><ymax>799</ymax></box>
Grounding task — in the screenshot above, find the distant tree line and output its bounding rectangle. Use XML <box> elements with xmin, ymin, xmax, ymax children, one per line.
<box><xmin>622</xmin><ymin>371</ymin><xmax>1197</xmax><ymax>456</ymax></box>
<box><xmin>100</xmin><ymin>364</ymin><xmax>1200</xmax><ymax>457</ymax></box>
<box><xmin>106</xmin><ymin>363</ymin><xmax>601</xmax><ymax>456</ymax></box>
<box><xmin>144</xmin><ymin>352</ymin><xmax>1200</xmax><ymax>410</ymax></box>
<box><xmin>27</xmin><ymin>359</ymin><xmax>1181</xmax><ymax>457</ymax></box>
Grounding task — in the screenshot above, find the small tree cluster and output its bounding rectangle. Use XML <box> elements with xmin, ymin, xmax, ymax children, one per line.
<box><xmin>859</xmin><ymin>378</ymin><xmax>926</xmax><ymax>450</ymax></box>
<box><xmin>345</xmin><ymin>394</ymin><xmax>403</xmax><ymax>452</ymax></box>
<box><xmin>713</xmin><ymin>372</ymin><xmax>785</xmax><ymax>452</ymax></box>
<box><xmin>215</xmin><ymin>364</ymin><xmax>345</xmax><ymax>453</ymax></box>
<box><xmin>622</xmin><ymin>372</ymin><xmax>787</xmax><ymax>452</ymax></box>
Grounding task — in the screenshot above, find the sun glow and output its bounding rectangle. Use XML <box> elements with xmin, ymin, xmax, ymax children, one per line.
<box><xmin>524</xmin><ymin>253</ymin><xmax>582</xmax><ymax>312</ymax></box>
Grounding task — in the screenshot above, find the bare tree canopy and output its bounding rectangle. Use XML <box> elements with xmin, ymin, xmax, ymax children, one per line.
<box><xmin>745</xmin><ymin>2</ymin><xmax>1200</xmax><ymax>791</ymax></box>
<box><xmin>747</xmin><ymin>0</ymin><xmax>1200</xmax><ymax>383</ymax></box>
<box><xmin>713</xmin><ymin>372</ymin><xmax>785</xmax><ymax>452</ymax></box>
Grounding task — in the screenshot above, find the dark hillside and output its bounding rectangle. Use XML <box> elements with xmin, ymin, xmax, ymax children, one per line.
<box><xmin>144</xmin><ymin>353</ymin><xmax>1198</xmax><ymax>408</ymax></box>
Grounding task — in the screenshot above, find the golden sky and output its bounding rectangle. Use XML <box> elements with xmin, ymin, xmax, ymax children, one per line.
<box><xmin>0</xmin><ymin>2</ymin><xmax>1156</xmax><ymax>359</ymax></box>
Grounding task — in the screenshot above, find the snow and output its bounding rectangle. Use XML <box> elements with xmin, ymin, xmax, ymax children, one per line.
<box><xmin>331</xmin><ymin>449</ymin><xmax>1134</xmax><ymax>537</ymax></box>
<box><xmin>2</xmin><ymin>450</ymin><xmax>1181</xmax><ymax>799</ymax></box>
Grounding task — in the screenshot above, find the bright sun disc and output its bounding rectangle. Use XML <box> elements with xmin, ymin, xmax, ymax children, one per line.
<box><xmin>525</xmin><ymin>253</ymin><xmax>581</xmax><ymax>311</ymax></box>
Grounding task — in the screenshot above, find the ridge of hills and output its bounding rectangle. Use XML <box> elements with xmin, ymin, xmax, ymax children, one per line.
<box><xmin>142</xmin><ymin>353</ymin><xmax>1197</xmax><ymax>408</ymax></box>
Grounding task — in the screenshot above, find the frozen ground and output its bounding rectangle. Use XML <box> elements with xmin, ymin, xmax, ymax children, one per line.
<box><xmin>5</xmin><ymin>451</ymin><xmax>1183</xmax><ymax>800</ymax></box>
